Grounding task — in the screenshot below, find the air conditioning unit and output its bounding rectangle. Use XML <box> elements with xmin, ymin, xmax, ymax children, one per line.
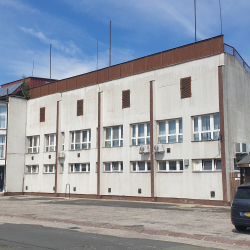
<box><xmin>58</xmin><ymin>151</ymin><xmax>66</xmax><ymax>158</ymax></box>
<box><xmin>139</xmin><ymin>145</ymin><xmax>150</xmax><ymax>154</ymax></box>
<box><xmin>154</xmin><ymin>144</ymin><xmax>164</xmax><ymax>153</ymax></box>
<box><xmin>235</xmin><ymin>143</ymin><xmax>249</xmax><ymax>154</ymax></box>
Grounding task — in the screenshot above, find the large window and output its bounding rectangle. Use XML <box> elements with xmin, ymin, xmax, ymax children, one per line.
<box><xmin>158</xmin><ymin>160</ymin><xmax>183</xmax><ymax>171</ymax></box>
<box><xmin>105</xmin><ymin>126</ymin><xmax>123</xmax><ymax>147</ymax></box>
<box><xmin>26</xmin><ymin>165</ymin><xmax>39</xmax><ymax>173</ymax></box>
<box><xmin>27</xmin><ymin>136</ymin><xmax>39</xmax><ymax>153</ymax></box>
<box><xmin>104</xmin><ymin>162</ymin><xmax>123</xmax><ymax>172</ymax></box>
<box><xmin>69</xmin><ymin>163</ymin><xmax>90</xmax><ymax>173</ymax></box>
<box><xmin>193</xmin><ymin>159</ymin><xmax>222</xmax><ymax>171</ymax></box>
<box><xmin>0</xmin><ymin>106</ymin><xmax>7</xmax><ymax>129</ymax></box>
<box><xmin>44</xmin><ymin>165</ymin><xmax>55</xmax><ymax>173</ymax></box>
<box><xmin>45</xmin><ymin>134</ymin><xmax>56</xmax><ymax>152</ymax></box>
<box><xmin>70</xmin><ymin>130</ymin><xmax>91</xmax><ymax>150</ymax></box>
<box><xmin>0</xmin><ymin>135</ymin><xmax>5</xmax><ymax>159</ymax></box>
<box><xmin>132</xmin><ymin>123</ymin><xmax>150</xmax><ymax>146</ymax></box>
<box><xmin>131</xmin><ymin>161</ymin><xmax>151</xmax><ymax>172</ymax></box>
<box><xmin>193</xmin><ymin>114</ymin><xmax>220</xmax><ymax>141</ymax></box>
<box><xmin>158</xmin><ymin>119</ymin><xmax>183</xmax><ymax>143</ymax></box>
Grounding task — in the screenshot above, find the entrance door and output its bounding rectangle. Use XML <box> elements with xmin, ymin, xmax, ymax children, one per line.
<box><xmin>0</xmin><ymin>167</ymin><xmax>4</xmax><ymax>192</ymax></box>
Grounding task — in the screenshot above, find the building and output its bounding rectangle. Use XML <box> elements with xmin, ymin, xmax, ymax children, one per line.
<box><xmin>4</xmin><ymin>35</ymin><xmax>250</xmax><ymax>206</ymax></box>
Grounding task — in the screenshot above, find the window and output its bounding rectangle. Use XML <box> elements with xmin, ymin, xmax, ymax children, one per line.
<box><xmin>0</xmin><ymin>106</ymin><xmax>7</xmax><ymax>129</ymax></box>
<box><xmin>70</xmin><ymin>130</ymin><xmax>91</xmax><ymax>150</ymax></box>
<box><xmin>0</xmin><ymin>135</ymin><xmax>6</xmax><ymax>159</ymax></box>
<box><xmin>69</xmin><ymin>163</ymin><xmax>90</xmax><ymax>173</ymax></box>
<box><xmin>104</xmin><ymin>162</ymin><xmax>123</xmax><ymax>172</ymax></box>
<box><xmin>105</xmin><ymin>126</ymin><xmax>123</xmax><ymax>147</ymax></box>
<box><xmin>158</xmin><ymin>160</ymin><xmax>183</xmax><ymax>171</ymax></box>
<box><xmin>77</xmin><ymin>99</ymin><xmax>83</xmax><ymax>116</ymax></box>
<box><xmin>158</xmin><ymin>119</ymin><xmax>183</xmax><ymax>143</ymax></box>
<box><xmin>61</xmin><ymin>132</ymin><xmax>65</xmax><ymax>150</ymax></box>
<box><xmin>40</xmin><ymin>107</ymin><xmax>45</xmax><ymax>122</ymax></box>
<box><xmin>27</xmin><ymin>136</ymin><xmax>40</xmax><ymax>153</ymax></box>
<box><xmin>44</xmin><ymin>165</ymin><xmax>55</xmax><ymax>173</ymax></box>
<box><xmin>180</xmin><ymin>77</ymin><xmax>191</xmax><ymax>98</ymax></box>
<box><xmin>193</xmin><ymin>159</ymin><xmax>222</xmax><ymax>171</ymax></box>
<box><xmin>26</xmin><ymin>165</ymin><xmax>39</xmax><ymax>173</ymax></box>
<box><xmin>122</xmin><ymin>90</ymin><xmax>130</xmax><ymax>109</ymax></box>
<box><xmin>132</xmin><ymin>123</ymin><xmax>150</xmax><ymax>146</ymax></box>
<box><xmin>131</xmin><ymin>161</ymin><xmax>151</xmax><ymax>172</ymax></box>
<box><xmin>60</xmin><ymin>163</ymin><xmax>64</xmax><ymax>173</ymax></box>
<box><xmin>45</xmin><ymin>134</ymin><xmax>56</xmax><ymax>152</ymax></box>
<box><xmin>193</xmin><ymin>114</ymin><xmax>220</xmax><ymax>141</ymax></box>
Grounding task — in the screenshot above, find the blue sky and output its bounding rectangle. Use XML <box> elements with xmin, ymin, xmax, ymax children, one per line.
<box><xmin>0</xmin><ymin>0</ymin><xmax>250</xmax><ymax>85</ymax></box>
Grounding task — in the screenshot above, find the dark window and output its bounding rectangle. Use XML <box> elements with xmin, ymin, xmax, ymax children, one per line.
<box><xmin>77</xmin><ymin>99</ymin><xmax>83</xmax><ymax>116</ymax></box>
<box><xmin>180</xmin><ymin>77</ymin><xmax>191</xmax><ymax>99</ymax></box>
<box><xmin>40</xmin><ymin>107</ymin><xmax>45</xmax><ymax>122</ymax></box>
<box><xmin>122</xmin><ymin>90</ymin><xmax>130</xmax><ymax>109</ymax></box>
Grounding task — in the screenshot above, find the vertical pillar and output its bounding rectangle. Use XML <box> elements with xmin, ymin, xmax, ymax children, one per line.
<box><xmin>97</xmin><ymin>92</ymin><xmax>101</xmax><ymax>195</ymax></box>
<box><xmin>150</xmin><ymin>81</ymin><xmax>155</xmax><ymax>200</ymax></box>
<box><xmin>218</xmin><ymin>66</ymin><xmax>228</xmax><ymax>201</ymax></box>
<box><xmin>55</xmin><ymin>101</ymin><xmax>59</xmax><ymax>195</ymax></box>
<box><xmin>4</xmin><ymin>102</ymin><xmax>8</xmax><ymax>193</ymax></box>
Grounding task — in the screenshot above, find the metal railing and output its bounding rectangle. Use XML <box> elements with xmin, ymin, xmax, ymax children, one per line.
<box><xmin>224</xmin><ymin>44</ymin><xmax>250</xmax><ymax>74</ymax></box>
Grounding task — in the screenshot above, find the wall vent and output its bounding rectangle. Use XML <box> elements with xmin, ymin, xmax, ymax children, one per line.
<box><xmin>138</xmin><ymin>188</ymin><xmax>142</xmax><ymax>194</ymax></box>
<box><xmin>40</xmin><ymin>107</ymin><xmax>45</xmax><ymax>122</ymax></box>
<box><xmin>180</xmin><ymin>77</ymin><xmax>191</xmax><ymax>99</ymax></box>
<box><xmin>73</xmin><ymin>187</ymin><xmax>76</xmax><ymax>191</ymax></box>
<box><xmin>77</xmin><ymin>99</ymin><xmax>83</xmax><ymax>116</ymax></box>
<box><xmin>108</xmin><ymin>188</ymin><xmax>111</xmax><ymax>193</ymax></box>
<box><xmin>122</xmin><ymin>90</ymin><xmax>130</xmax><ymax>109</ymax></box>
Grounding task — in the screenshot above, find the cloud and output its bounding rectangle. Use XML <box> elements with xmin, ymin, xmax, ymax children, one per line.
<box><xmin>20</xmin><ymin>27</ymin><xmax>81</xmax><ymax>56</ymax></box>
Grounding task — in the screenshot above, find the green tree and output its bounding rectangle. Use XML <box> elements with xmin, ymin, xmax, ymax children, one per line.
<box><xmin>21</xmin><ymin>75</ymin><xmax>30</xmax><ymax>99</ymax></box>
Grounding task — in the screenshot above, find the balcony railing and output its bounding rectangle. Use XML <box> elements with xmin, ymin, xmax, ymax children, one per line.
<box><xmin>224</xmin><ymin>44</ymin><xmax>250</xmax><ymax>74</ymax></box>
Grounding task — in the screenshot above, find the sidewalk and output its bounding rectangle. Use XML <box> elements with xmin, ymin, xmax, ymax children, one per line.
<box><xmin>0</xmin><ymin>195</ymin><xmax>249</xmax><ymax>249</ymax></box>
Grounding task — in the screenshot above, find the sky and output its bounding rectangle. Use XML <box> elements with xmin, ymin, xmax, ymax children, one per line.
<box><xmin>0</xmin><ymin>0</ymin><xmax>250</xmax><ymax>85</ymax></box>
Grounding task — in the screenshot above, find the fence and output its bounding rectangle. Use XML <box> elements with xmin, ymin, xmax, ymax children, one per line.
<box><xmin>224</xmin><ymin>44</ymin><xmax>250</xmax><ymax>74</ymax></box>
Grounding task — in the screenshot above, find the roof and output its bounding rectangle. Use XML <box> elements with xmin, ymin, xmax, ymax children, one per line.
<box><xmin>0</xmin><ymin>81</ymin><xmax>24</xmax><ymax>97</ymax></box>
<box><xmin>236</xmin><ymin>154</ymin><xmax>250</xmax><ymax>165</ymax></box>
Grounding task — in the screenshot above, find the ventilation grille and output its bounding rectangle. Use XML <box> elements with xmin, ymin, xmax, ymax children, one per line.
<box><xmin>180</xmin><ymin>77</ymin><xmax>191</xmax><ymax>99</ymax></box>
<box><xmin>40</xmin><ymin>107</ymin><xmax>45</xmax><ymax>122</ymax></box>
<box><xmin>77</xmin><ymin>99</ymin><xmax>83</xmax><ymax>116</ymax></box>
<box><xmin>122</xmin><ymin>90</ymin><xmax>130</xmax><ymax>109</ymax></box>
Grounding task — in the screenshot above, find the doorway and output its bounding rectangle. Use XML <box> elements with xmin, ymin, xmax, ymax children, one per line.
<box><xmin>0</xmin><ymin>167</ymin><xmax>4</xmax><ymax>192</ymax></box>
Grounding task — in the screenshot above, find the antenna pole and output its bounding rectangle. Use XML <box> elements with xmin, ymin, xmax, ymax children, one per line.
<box><xmin>194</xmin><ymin>0</ymin><xmax>196</xmax><ymax>42</ymax></box>
<box><xmin>97</xmin><ymin>37</ymin><xmax>98</xmax><ymax>70</ymax></box>
<box><xmin>50</xmin><ymin>44</ymin><xmax>52</xmax><ymax>83</ymax></box>
<box><xmin>110</xmin><ymin>21</ymin><xmax>111</xmax><ymax>66</ymax></box>
<box><xmin>32</xmin><ymin>60</ymin><xmax>34</xmax><ymax>77</ymax></box>
<box><xmin>219</xmin><ymin>0</ymin><xmax>223</xmax><ymax>35</ymax></box>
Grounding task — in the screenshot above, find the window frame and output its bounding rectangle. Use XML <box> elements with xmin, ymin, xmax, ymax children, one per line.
<box><xmin>104</xmin><ymin>125</ymin><xmax>123</xmax><ymax>148</ymax></box>
<box><xmin>45</xmin><ymin>134</ymin><xmax>56</xmax><ymax>152</ymax></box>
<box><xmin>69</xmin><ymin>163</ymin><xmax>90</xmax><ymax>173</ymax></box>
<box><xmin>0</xmin><ymin>135</ymin><xmax>6</xmax><ymax>159</ymax></box>
<box><xmin>43</xmin><ymin>164</ymin><xmax>55</xmax><ymax>173</ymax></box>
<box><xmin>27</xmin><ymin>136</ymin><xmax>40</xmax><ymax>153</ymax></box>
<box><xmin>193</xmin><ymin>114</ymin><xmax>220</xmax><ymax>141</ymax></box>
<box><xmin>0</xmin><ymin>106</ymin><xmax>7</xmax><ymax>129</ymax></box>
<box><xmin>131</xmin><ymin>161</ymin><xmax>151</xmax><ymax>172</ymax></box>
<box><xmin>26</xmin><ymin>165</ymin><xmax>39</xmax><ymax>174</ymax></box>
<box><xmin>158</xmin><ymin>160</ymin><xmax>183</xmax><ymax>172</ymax></box>
<box><xmin>131</xmin><ymin>123</ymin><xmax>150</xmax><ymax>146</ymax></box>
<box><xmin>70</xmin><ymin>130</ymin><xmax>91</xmax><ymax>150</ymax></box>
<box><xmin>192</xmin><ymin>159</ymin><xmax>222</xmax><ymax>171</ymax></box>
<box><xmin>103</xmin><ymin>162</ymin><xmax>123</xmax><ymax>172</ymax></box>
<box><xmin>158</xmin><ymin>119</ymin><xmax>183</xmax><ymax>144</ymax></box>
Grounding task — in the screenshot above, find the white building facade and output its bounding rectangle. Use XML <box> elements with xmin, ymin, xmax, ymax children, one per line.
<box><xmin>5</xmin><ymin>36</ymin><xmax>250</xmax><ymax>205</ymax></box>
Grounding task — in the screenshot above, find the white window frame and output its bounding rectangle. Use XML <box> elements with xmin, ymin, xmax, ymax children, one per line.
<box><xmin>70</xmin><ymin>130</ymin><xmax>91</xmax><ymax>150</ymax></box>
<box><xmin>45</xmin><ymin>134</ymin><xmax>56</xmax><ymax>152</ymax></box>
<box><xmin>26</xmin><ymin>165</ymin><xmax>39</xmax><ymax>174</ymax></box>
<box><xmin>193</xmin><ymin>114</ymin><xmax>220</xmax><ymax>141</ymax></box>
<box><xmin>44</xmin><ymin>164</ymin><xmax>55</xmax><ymax>173</ymax></box>
<box><xmin>0</xmin><ymin>106</ymin><xmax>7</xmax><ymax>129</ymax></box>
<box><xmin>158</xmin><ymin>160</ymin><xmax>183</xmax><ymax>172</ymax></box>
<box><xmin>131</xmin><ymin>123</ymin><xmax>150</xmax><ymax>146</ymax></box>
<box><xmin>0</xmin><ymin>135</ymin><xmax>6</xmax><ymax>159</ymax></box>
<box><xmin>158</xmin><ymin>119</ymin><xmax>183</xmax><ymax>144</ymax></box>
<box><xmin>27</xmin><ymin>136</ymin><xmax>40</xmax><ymax>153</ymax></box>
<box><xmin>69</xmin><ymin>163</ymin><xmax>90</xmax><ymax>173</ymax></box>
<box><xmin>131</xmin><ymin>161</ymin><xmax>151</xmax><ymax>172</ymax></box>
<box><xmin>103</xmin><ymin>162</ymin><xmax>123</xmax><ymax>172</ymax></box>
<box><xmin>192</xmin><ymin>159</ymin><xmax>222</xmax><ymax>171</ymax></box>
<box><xmin>104</xmin><ymin>125</ymin><xmax>123</xmax><ymax>147</ymax></box>
<box><xmin>61</xmin><ymin>132</ymin><xmax>65</xmax><ymax>151</ymax></box>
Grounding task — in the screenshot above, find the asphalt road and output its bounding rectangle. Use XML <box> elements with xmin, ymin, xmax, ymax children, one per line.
<box><xmin>0</xmin><ymin>223</ymin><xmax>220</xmax><ymax>250</ymax></box>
